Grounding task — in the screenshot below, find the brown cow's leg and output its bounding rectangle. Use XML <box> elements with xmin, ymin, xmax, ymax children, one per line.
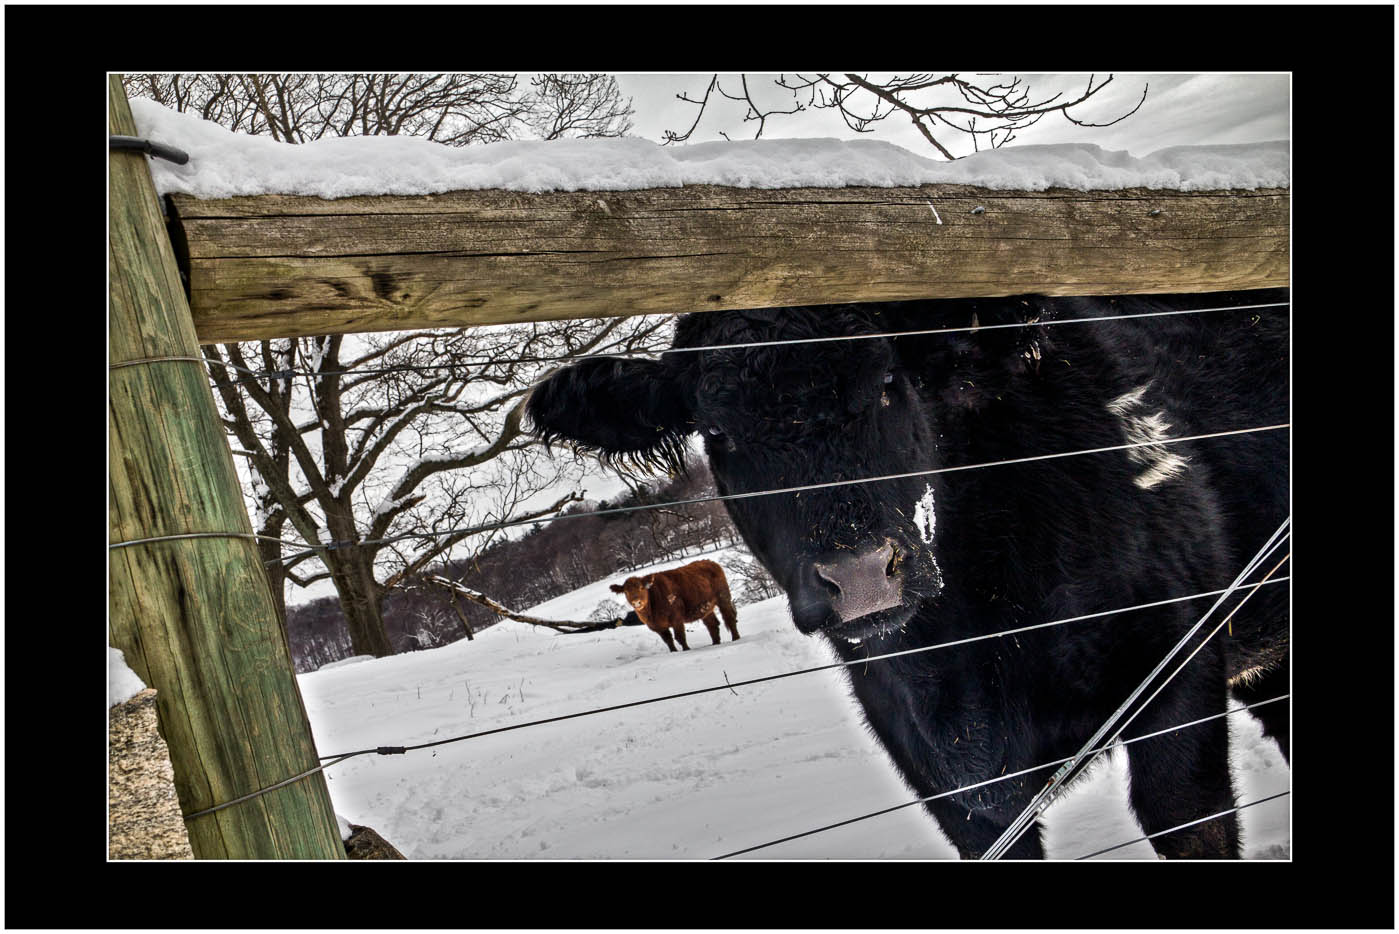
<box><xmin>674</xmin><ymin>624</ymin><xmax>690</xmax><ymax>651</ymax></box>
<box><xmin>717</xmin><ymin>587</ymin><xmax>739</xmax><ymax>640</ymax></box>
<box><xmin>658</xmin><ymin>629</ymin><xmax>678</xmax><ymax>652</ymax></box>
<box><xmin>702</xmin><ymin>612</ymin><xmax>721</xmax><ymax>645</ymax></box>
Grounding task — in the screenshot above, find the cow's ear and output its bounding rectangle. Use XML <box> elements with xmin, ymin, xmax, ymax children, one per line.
<box><xmin>891</xmin><ymin>298</ymin><xmax>1052</xmax><ymax>411</ymax></box>
<box><xmin>525</xmin><ymin>358</ymin><xmax>693</xmax><ymax>474</ymax></box>
<box><xmin>609</xmin><ymin>583</ymin><xmax>625</xmax><ymax>594</ymax></box>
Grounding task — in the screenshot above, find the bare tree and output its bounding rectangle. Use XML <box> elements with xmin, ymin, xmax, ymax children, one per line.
<box><xmin>662</xmin><ymin>73</ymin><xmax>1147</xmax><ymax>160</ymax></box>
<box><xmin>225</xmin><ymin>339</ymin><xmax>300</xmax><ymax>625</ymax></box>
<box><xmin>729</xmin><ymin>553</ymin><xmax>782</xmax><ymax>606</ymax></box>
<box><xmin>126</xmin><ymin>73</ymin><xmax>634</xmax><ymax>145</ymax></box>
<box><xmin>206</xmin><ymin>319</ymin><xmax>670</xmax><ymax>658</ymax></box>
<box><xmin>524</xmin><ymin>74</ymin><xmax>635</xmax><ymax>140</ymax></box>
<box><xmin>125</xmin><ymin>73</ymin><xmax>644</xmax><ymax>656</ymax></box>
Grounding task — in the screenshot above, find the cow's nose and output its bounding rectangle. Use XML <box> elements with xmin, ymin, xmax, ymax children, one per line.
<box><xmin>809</xmin><ymin>540</ymin><xmax>904</xmax><ymax>623</ymax></box>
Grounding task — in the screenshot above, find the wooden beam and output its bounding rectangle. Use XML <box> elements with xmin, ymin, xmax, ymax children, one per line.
<box><xmin>172</xmin><ymin>184</ymin><xmax>1288</xmax><ymax>344</ymax></box>
<box><xmin>108</xmin><ymin>76</ymin><xmax>346</xmax><ymax>859</ymax></box>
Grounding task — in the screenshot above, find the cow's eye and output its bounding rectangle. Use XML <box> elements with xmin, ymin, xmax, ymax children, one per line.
<box><xmin>707</xmin><ymin>425</ymin><xmax>724</xmax><ymax>437</ymax></box>
<box><xmin>883</xmin><ymin>371</ymin><xmax>895</xmax><ymax>384</ymax></box>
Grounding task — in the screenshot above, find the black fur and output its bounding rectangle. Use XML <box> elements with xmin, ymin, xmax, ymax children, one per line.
<box><xmin>526</xmin><ymin>289</ymin><xmax>1290</xmax><ymax>859</ymax></box>
<box><xmin>526</xmin><ymin>357</ymin><xmax>693</xmax><ymax>475</ymax></box>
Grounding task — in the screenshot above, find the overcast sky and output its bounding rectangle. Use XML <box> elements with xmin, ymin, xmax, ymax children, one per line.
<box><xmin>614</xmin><ymin>73</ymin><xmax>1290</xmax><ymax>158</ymax></box>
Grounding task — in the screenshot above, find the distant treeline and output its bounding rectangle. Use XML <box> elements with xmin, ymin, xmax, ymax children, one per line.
<box><xmin>286</xmin><ymin>462</ymin><xmax>772</xmax><ymax>672</ymax></box>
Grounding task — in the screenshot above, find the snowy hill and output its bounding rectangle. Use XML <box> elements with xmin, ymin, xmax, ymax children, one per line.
<box><xmin>297</xmin><ymin>547</ymin><xmax>1290</xmax><ymax>859</ymax></box>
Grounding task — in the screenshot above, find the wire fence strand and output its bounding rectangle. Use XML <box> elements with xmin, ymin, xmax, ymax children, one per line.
<box><xmin>174</xmin><ymin>574</ymin><xmax>1288</xmax><ymax>821</ymax></box>
<box><xmin>711</xmin><ymin>695</ymin><xmax>1289</xmax><ymax>860</ymax></box>
<box><xmin>182</xmin><ymin>753</ymin><xmax>361</xmax><ymax>822</ymax></box>
<box><xmin>166</xmin><ymin>295</ymin><xmax>1292</xmax><ymax>849</ymax></box>
<box><xmin>107</xmin><ymin>422</ymin><xmax>1287</xmax><ymax>560</ymax></box>
<box><xmin>255</xmin><ymin>422</ymin><xmax>1288</xmax><ymax>567</ymax></box>
<box><xmin>1072</xmin><ymin>792</ymin><xmax>1291</xmax><ymax>860</ymax></box>
<box><xmin>314</xmin><ymin>575</ymin><xmax>1289</xmax><ymax>762</ymax></box>
<box><xmin>198</xmin><ymin>301</ymin><xmax>1289</xmax><ymax>386</ymax></box>
<box><xmin>980</xmin><ymin>521</ymin><xmax>1290</xmax><ymax>859</ymax></box>
<box><xmin>108</xmin><ymin>529</ymin><xmax>312</xmax><ymax>552</ymax></box>
<box><xmin>169</xmin><ymin>556</ymin><xmax>1290</xmax><ymax>835</ymax></box>
<box><xmin>180</xmin><ymin>297</ymin><xmax>1289</xmax><ymax>572</ymax></box>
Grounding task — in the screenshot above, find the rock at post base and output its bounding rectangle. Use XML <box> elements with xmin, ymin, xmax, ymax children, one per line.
<box><xmin>345</xmin><ymin>824</ymin><xmax>407</xmax><ymax>859</ymax></box>
<box><xmin>109</xmin><ymin>688</ymin><xmax>193</xmax><ymax>860</ymax></box>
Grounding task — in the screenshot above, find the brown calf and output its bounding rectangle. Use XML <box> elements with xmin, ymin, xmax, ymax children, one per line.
<box><xmin>610</xmin><ymin>559</ymin><xmax>740</xmax><ymax>653</ymax></box>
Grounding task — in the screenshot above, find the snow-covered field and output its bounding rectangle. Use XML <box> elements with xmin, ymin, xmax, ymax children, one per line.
<box><xmin>299</xmin><ymin>547</ymin><xmax>1291</xmax><ymax>860</ymax></box>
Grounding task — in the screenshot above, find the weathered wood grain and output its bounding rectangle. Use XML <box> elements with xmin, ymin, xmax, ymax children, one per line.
<box><xmin>172</xmin><ymin>184</ymin><xmax>1289</xmax><ymax>343</ymax></box>
<box><xmin>109</xmin><ymin>76</ymin><xmax>345</xmax><ymax>859</ymax></box>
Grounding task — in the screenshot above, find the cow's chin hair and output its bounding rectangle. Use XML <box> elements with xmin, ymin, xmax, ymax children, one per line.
<box><xmin>795</xmin><ymin>601</ymin><xmax>920</xmax><ymax>643</ymax></box>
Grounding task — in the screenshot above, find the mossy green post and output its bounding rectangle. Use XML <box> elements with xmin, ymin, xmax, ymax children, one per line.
<box><xmin>108</xmin><ymin>75</ymin><xmax>346</xmax><ymax>859</ymax></box>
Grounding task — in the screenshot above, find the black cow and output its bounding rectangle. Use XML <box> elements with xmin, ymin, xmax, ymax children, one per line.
<box><xmin>527</xmin><ymin>289</ymin><xmax>1289</xmax><ymax>859</ymax></box>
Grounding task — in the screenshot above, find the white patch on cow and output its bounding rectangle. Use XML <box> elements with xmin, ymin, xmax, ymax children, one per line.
<box><xmin>911</xmin><ymin>483</ymin><xmax>946</xmax><ymax>593</ymax></box>
<box><xmin>1104</xmin><ymin>384</ymin><xmax>1150</xmax><ymax>415</ymax></box>
<box><xmin>1105</xmin><ymin>382</ymin><xmax>1190</xmax><ymax>490</ymax></box>
<box><xmin>913</xmin><ymin>484</ymin><xmax>937</xmax><ymax>544</ymax></box>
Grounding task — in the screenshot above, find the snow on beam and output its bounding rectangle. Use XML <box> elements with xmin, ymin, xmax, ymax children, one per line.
<box><xmin>170</xmin><ymin>183</ymin><xmax>1288</xmax><ymax>343</ymax></box>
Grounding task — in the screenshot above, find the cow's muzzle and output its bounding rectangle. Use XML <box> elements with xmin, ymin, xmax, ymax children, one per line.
<box><xmin>791</xmin><ymin>540</ymin><xmax>906</xmax><ymax>634</ymax></box>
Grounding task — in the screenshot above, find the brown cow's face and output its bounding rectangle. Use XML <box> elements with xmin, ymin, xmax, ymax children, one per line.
<box><xmin>610</xmin><ymin>578</ymin><xmax>652</xmax><ymax>616</ymax></box>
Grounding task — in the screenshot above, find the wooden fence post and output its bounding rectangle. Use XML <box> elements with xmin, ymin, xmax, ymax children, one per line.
<box><xmin>108</xmin><ymin>75</ymin><xmax>346</xmax><ymax>859</ymax></box>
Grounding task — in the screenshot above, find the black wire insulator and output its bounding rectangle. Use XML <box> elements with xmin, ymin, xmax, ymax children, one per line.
<box><xmin>110</xmin><ymin>135</ymin><xmax>190</xmax><ymax>165</ymax></box>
